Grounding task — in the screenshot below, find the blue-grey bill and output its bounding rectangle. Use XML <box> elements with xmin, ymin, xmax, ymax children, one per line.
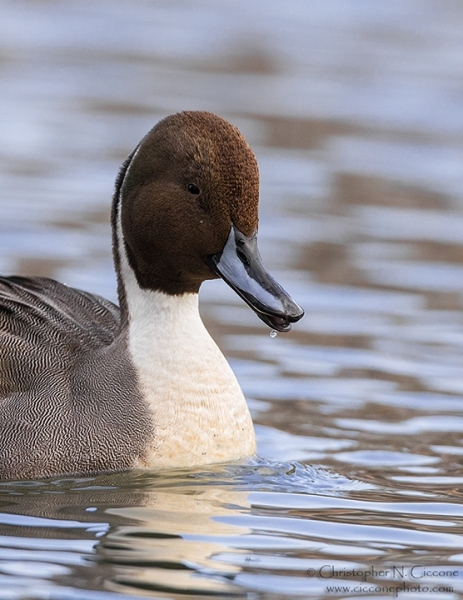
<box><xmin>207</xmin><ymin>226</ymin><xmax>304</xmax><ymax>332</ymax></box>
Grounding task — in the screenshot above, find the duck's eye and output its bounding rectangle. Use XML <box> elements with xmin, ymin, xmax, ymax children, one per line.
<box><xmin>187</xmin><ymin>183</ymin><xmax>200</xmax><ymax>195</ymax></box>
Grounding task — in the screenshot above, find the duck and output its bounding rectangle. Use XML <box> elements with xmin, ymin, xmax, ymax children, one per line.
<box><xmin>0</xmin><ymin>111</ymin><xmax>304</xmax><ymax>480</ymax></box>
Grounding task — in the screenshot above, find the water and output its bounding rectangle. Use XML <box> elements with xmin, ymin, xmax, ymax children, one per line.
<box><xmin>1</xmin><ymin>0</ymin><xmax>463</xmax><ymax>598</ymax></box>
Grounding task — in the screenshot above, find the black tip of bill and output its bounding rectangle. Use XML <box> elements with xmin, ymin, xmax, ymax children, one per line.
<box><xmin>207</xmin><ymin>226</ymin><xmax>304</xmax><ymax>333</ymax></box>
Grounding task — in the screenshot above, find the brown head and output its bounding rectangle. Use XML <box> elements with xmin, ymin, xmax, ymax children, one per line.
<box><xmin>113</xmin><ymin>111</ymin><xmax>304</xmax><ymax>331</ymax></box>
<box><xmin>114</xmin><ymin>111</ymin><xmax>258</xmax><ymax>295</ymax></box>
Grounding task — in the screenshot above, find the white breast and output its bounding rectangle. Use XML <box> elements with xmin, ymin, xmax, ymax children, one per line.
<box><xmin>127</xmin><ymin>287</ymin><xmax>256</xmax><ymax>468</ymax></box>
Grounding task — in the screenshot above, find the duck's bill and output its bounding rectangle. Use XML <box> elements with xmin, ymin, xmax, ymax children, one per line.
<box><xmin>207</xmin><ymin>226</ymin><xmax>304</xmax><ymax>332</ymax></box>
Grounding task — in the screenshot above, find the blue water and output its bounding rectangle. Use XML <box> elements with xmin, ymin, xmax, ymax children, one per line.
<box><xmin>1</xmin><ymin>0</ymin><xmax>463</xmax><ymax>598</ymax></box>
<box><xmin>1</xmin><ymin>462</ymin><xmax>462</xmax><ymax>599</ymax></box>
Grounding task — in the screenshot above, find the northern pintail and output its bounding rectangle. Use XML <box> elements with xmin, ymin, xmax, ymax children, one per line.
<box><xmin>0</xmin><ymin>111</ymin><xmax>303</xmax><ymax>480</ymax></box>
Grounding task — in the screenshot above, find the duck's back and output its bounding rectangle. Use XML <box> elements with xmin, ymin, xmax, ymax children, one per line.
<box><xmin>0</xmin><ymin>276</ymin><xmax>119</xmax><ymax>395</ymax></box>
<box><xmin>0</xmin><ymin>276</ymin><xmax>153</xmax><ymax>480</ymax></box>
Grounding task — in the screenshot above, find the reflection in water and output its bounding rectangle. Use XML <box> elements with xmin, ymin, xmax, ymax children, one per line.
<box><xmin>1</xmin><ymin>0</ymin><xmax>463</xmax><ymax>598</ymax></box>
<box><xmin>0</xmin><ymin>465</ymin><xmax>362</xmax><ymax>597</ymax></box>
<box><xmin>0</xmin><ymin>466</ymin><xmax>462</xmax><ymax>597</ymax></box>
